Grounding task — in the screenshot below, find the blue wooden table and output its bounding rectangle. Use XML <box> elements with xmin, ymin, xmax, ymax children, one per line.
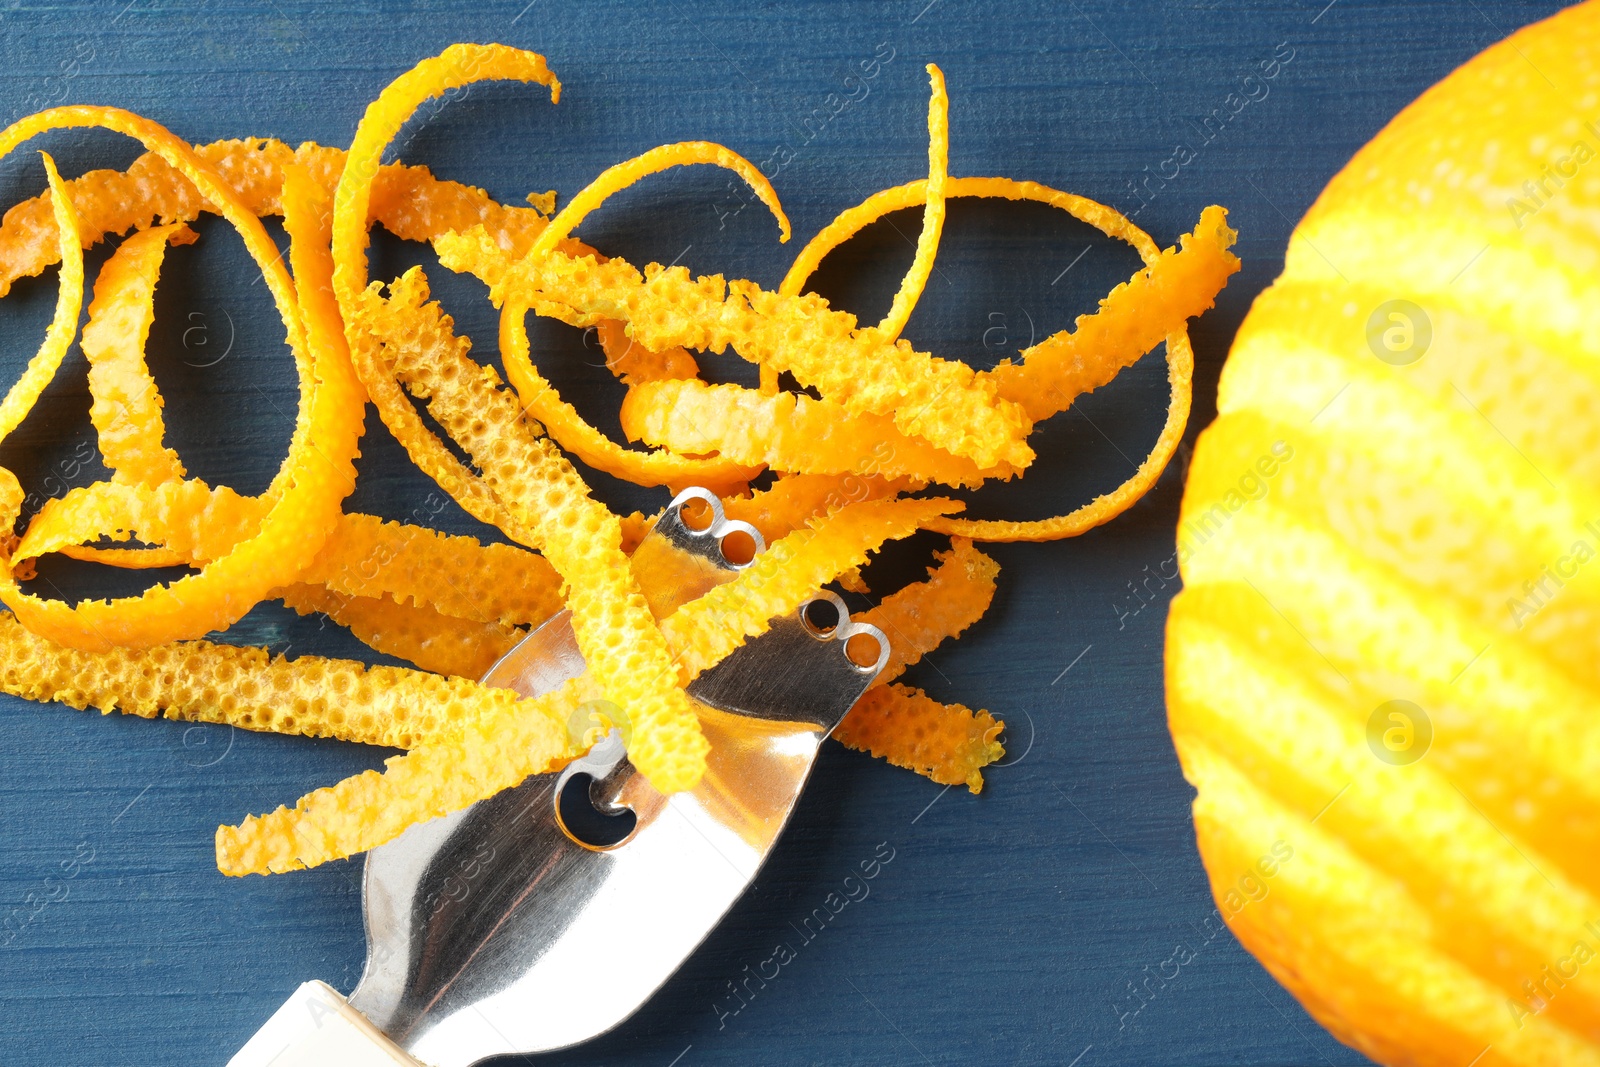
<box><xmin>0</xmin><ymin>1</ymin><xmax>1569</xmax><ymax>1064</ymax></box>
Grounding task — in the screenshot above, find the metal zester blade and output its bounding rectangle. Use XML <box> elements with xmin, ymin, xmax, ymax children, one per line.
<box><xmin>337</xmin><ymin>488</ymin><xmax>889</xmax><ymax>1066</ymax></box>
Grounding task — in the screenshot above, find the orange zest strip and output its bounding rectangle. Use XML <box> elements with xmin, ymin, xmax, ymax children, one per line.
<box><xmin>593</xmin><ymin>317</ymin><xmax>698</xmax><ymax>385</ymax></box>
<box><xmin>359</xmin><ymin>266</ymin><xmax>710</xmax><ymax>795</ymax></box>
<box><xmin>869</xmin><ymin>64</ymin><xmax>948</xmax><ymax>344</ymax></box>
<box><xmin>20</xmin><ymin>486</ymin><xmax>563</xmax><ymax>631</ymax></box>
<box><xmin>855</xmin><ymin>536</ymin><xmax>999</xmax><ymax>685</ymax></box>
<box><xmin>0</xmin><ymin>154</ymin><xmax>84</xmax><ymax>444</ymax></box>
<box><xmin>295</xmin><ymin>512</ymin><xmax>564</xmax><ymax>628</ymax></box>
<box><xmin>331</xmin><ymin>45</ymin><xmax>559</xmax><ymax>540</ymax></box>
<box><xmin>278</xmin><ymin>584</ymin><xmax>525</xmax><ymax>682</ymax></box>
<box><xmin>0</xmin><ymin>609</ymin><xmax>518</xmax><ymax>752</ymax></box>
<box><xmin>833</xmin><ymin>683</ymin><xmax>1003</xmax><ymax>793</ymax></box>
<box><xmin>0</xmin><ymin>137</ymin><xmax>554</xmax><ymax>297</ymax></box>
<box><xmin>527</xmin><ymin>140</ymin><xmax>790</xmax><ymax>259</ymax></box>
<box><xmin>986</xmin><ymin>205</ymin><xmax>1239</xmax><ymax>421</ymax></box>
<box><xmin>500</xmin><ymin>299</ymin><xmax>759</xmax><ymax>493</ymax></box>
<box><xmin>15</xmin><ymin>477</ymin><xmax>269</xmax><ymax>566</ymax></box>
<box><xmin>81</xmin><ymin>221</ymin><xmax>194</xmax><ymax>487</ymax></box>
<box><xmin>923</xmin><ymin>326</ymin><xmax>1194</xmax><ymax>542</ymax></box>
<box><xmin>0</xmin><ymin>106</ymin><xmax>362</xmax><ymax>651</ymax></box>
<box><xmin>620</xmin><ymin>378</ymin><xmax>998</xmax><ymax>489</ymax></box>
<box><xmin>434</xmin><ymin>226</ymin><xmax>1035</xmax><ymax>471</ymax></box>
<box><xmin>721</xmin><ymin>473</ymin><xmax>912</xmax><ymax>545</ymax></box>
<box><xmin>216</xmin><ymin>675</ymin><xmax>582</xmax><ymax>876</ymax></box>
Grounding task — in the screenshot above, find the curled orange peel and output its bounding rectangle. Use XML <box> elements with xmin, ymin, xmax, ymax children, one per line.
<box><xmin>500</xmin><ymin>299</ymin><xmax>759</xmax><ymax>493</ymax></box>
<box><xmin>332</xmin><ymin>44</ymin><xmax>559</xmax><ymax>538</ymax></box>
<box><xmin>870</xmin><ymin>63</ymin><xmax>948</xmax><ymax>345</ymax></box>
<box><xmin>81</xmin><ymin>221</ymin><xmax>194</xmax><ymax>487</ymax></box>
<box><xmin>0</xmin><ymin>153</ymin><xmax>84</xmax><ymax>444</ymax></box>
<box><xmin>0</xmin><ymin>106</ymin><xmax>362</xmax><ymax>650</ymax></box>
<box><xmin>528</xmin><ymin>140</ymin><xmax>790</xmax><ymax>259</ymax></box>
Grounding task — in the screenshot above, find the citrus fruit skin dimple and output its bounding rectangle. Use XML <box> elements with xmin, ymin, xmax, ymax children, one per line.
<box><xmin>1168</xmin><ymin>3</ymin><xmax>1600</xmax><ymax>1064</ymax></box>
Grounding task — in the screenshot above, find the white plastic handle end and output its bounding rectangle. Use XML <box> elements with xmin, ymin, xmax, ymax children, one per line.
<box><xmin>228</xmin><ymin>980</ymin><xmax>422</xmax><ymax>1067</ymax></box>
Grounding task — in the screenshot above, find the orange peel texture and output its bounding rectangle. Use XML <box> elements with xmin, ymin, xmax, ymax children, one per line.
<box><xmin>80</xmin><ymin>221</ymin><xmax>194</xmax><ymax>487</ymax></box>
<box><xmin>833</xmin><ymin>684</ymin><xmax>1004</xmax><ymax>794</ymax></box>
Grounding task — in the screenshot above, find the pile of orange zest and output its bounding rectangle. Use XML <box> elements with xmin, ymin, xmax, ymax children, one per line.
<box><xmin>81</xmin><ymin>221</ymin><xmax>194</xmax><ymax>487</ymax></box>
<box><xmin>0</xmin><ymin>43</ymin><xmax>1237</xmax><ymax>876</ymax></box>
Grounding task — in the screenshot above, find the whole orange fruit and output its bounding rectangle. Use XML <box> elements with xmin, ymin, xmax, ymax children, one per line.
<box><xmin>1167</xmin><ymin>3</ymin><xmax>1600</xmax><ymax>1064</ymax></box>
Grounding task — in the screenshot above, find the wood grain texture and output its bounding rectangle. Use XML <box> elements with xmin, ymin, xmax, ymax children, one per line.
<box><xmin>0</xmin><ymin>1</ymin><xmax>1567</xmax><ymax>1064</ymax></box>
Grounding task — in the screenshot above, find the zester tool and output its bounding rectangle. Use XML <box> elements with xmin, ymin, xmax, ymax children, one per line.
<box><xmin>228</xmin><ymin>487</ymin><xmax>889</xmax><ymax>1065</ymax></box>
